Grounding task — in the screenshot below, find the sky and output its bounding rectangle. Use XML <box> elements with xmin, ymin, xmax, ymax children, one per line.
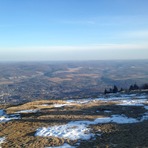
<box><xmin>0</xmin><ymin>0</ymin><xmax>148</xmax><ymax>61</ymax></box>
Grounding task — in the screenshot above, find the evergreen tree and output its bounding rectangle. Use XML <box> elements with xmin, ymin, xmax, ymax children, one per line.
<box><xmin>133</xmin><ymin>83</ymin><xmax>139</xmax><ymax>90</ymax></box>
<box><xmin>120</xmin><ymin>87</ymin><xmax>124</xmax><ymax>92</ymax></box>
<box><xmin>109</xmin><ymin>88</ymin><xmax>113</xmax><ymax>93</ymax></box>
<box><xmin>104</xmin><ymin>89</ymin><xmax>108</xmax><ymax>94</ymax></box>
<box><xmin>141</xmin><ymin>83</ymin><xmax>148</xmax><ymax>89</ymax></box>
<box><xmin>113</xmin><ymin>85</ymin><xmax>118</xmax><ymax>93</ymax></box>
<box><xmin>129</xmin><ymin>85</ymin><xmax>134</xmax><ymax>91</ymax></box>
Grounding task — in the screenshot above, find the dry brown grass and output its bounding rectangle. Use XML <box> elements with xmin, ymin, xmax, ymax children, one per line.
<box><xmin>1</xmin><ymin>99</ymin><xmax>107</xmax><ymax>147</ymax></box>
<box><xmin>1</xmin><ymin>98</ymin><xmax>148</xmax><ymax>147</ymax></box>
<box><xmin>37</xmin><ymin>114</ymin><xmax>104</xmax><ymax>121</ymax></box>
<box><xmin>6</xmin><ymin>100</ymin><xmax>68</xmax><ymax>113</ymax></box>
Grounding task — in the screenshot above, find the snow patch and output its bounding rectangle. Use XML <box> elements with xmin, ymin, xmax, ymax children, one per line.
<box><xmin>0</xmin><ymin>109</ymin><xmax>20</xmax><ymax>123</ymax></box>
<box><xmin>16</xmin><ymin>109</ymin><xmax>38</xmax><ymax>113</ymax></box>
<box><xmin>94</xmin><ymin>115</ymin><xmax>138</xmax><ymax>124</ymax></box>
<box><xmin>0</xmin><ymin>137</ymin><xmax>5</xmax><ymax>148</ymax></box>
<box><xmin>46</xmin><ymin>143</ymin><xmax>76</xmax><ymax>148</ymax></box>
<box><xmin>35</xmin><ymin>121</ymin><xmax>94</xmax><ymax>140</ymax></box>
<box><xmin>0</xmin><ymin>113</ymin><xmax>20</xmax><ymax>123</ymax></box>
<box><xmin>64</xmin><ymin>94</ymin><xmax>147</xmax><ymax>107</ymax></box>
<box><xmin>66</xmin><ymin>99</ymin><xmax>92</xmax><ymax>104</ymax></box>
<box><xmin>118</xmin><ymin>99</ymin><xmax>147</xmax><ymax>106</ymax></box>
<box><xmin>35</xmin><ymin>114</ymin><xmax>139</xmax><ymax>141</ymax></box>
<box><xmin>53</xmin><ymin>104</ymin><xmax>69</xmax><ymax>108</ymax></box>
<box><xmin>110</xmin><ymin>115</ymin><xmax>138</xmax><ymax>124</ymax></box>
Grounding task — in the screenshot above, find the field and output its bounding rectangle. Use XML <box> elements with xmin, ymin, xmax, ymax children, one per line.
<box><xmin>0</xmin><ymin>92</ymin><xmax>148</xmax><ymax>148</ymax></box>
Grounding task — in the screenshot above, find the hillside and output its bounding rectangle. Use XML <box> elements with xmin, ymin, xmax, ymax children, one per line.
<box><xmin>0</xmin><ymin>92</ymin><xmax>148</xmax><ymax>148</ymax></box>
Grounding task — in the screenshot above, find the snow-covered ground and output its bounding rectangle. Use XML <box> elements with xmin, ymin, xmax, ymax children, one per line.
<box><xmin>35</xmin><ymin>120</ymin><xmax>94</xmax><ymax>140</ymax></box>
<box><xmin>35</xmin><ymin>114</ymin><xmax>142</xmax><ymax>141</ymax></box>
<box><xmin>65</xmin><ymin>94</ymin><xmax>148</xmax><ymax>106</ymax></box>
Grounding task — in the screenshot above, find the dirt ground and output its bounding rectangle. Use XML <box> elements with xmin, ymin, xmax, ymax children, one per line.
<box><xmin>0</xmin><ymin>99</ymin><xmax>148</xmax><ymax>148</ymax></box>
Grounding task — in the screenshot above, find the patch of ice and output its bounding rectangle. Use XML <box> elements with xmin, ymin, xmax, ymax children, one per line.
<box><xmin>16</xmin><ymin>109</ymin><xmax>38</xmax><ymax>113</ymax></box>
<box><xmin>46</xmin><ymin>143</ymin><xmax>76</xmax><ymax>148</ymax></box>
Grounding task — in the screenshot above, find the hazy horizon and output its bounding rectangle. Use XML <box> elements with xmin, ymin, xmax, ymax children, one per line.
<box><xmin>0</xmin><ymin>0</ymin><xmax>148</xmax><ymax>61</ymax></box>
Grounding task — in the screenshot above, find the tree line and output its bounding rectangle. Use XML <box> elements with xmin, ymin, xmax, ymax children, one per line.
<box><xmin>104</xmin><ymin>83</ymin><xmax>148</xmax><ymax>94</ymax></box>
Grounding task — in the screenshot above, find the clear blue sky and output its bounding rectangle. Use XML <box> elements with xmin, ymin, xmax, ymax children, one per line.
<box><xmin>0</xmin><ymin>0</ymin><xmax>148</xmax><ymax>61</ymax></box>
